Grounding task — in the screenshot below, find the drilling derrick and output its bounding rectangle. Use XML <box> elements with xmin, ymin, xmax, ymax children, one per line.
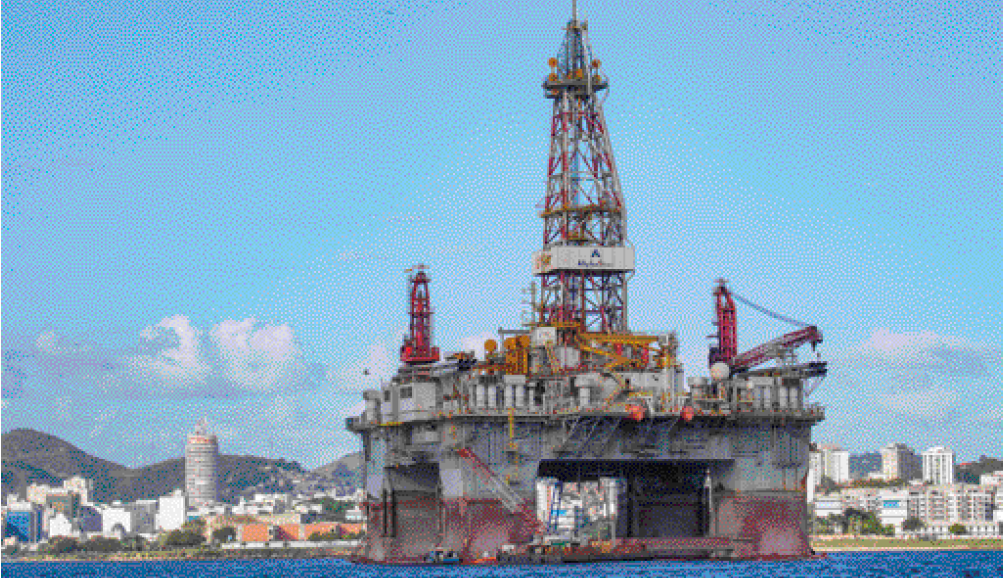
<box><xmin>533</xmin><ymin>13</ymin><xmax>633</xmax><ymax>342</ymax></box>
<box><xmin>401</xmin><ymin>265</ymin><xmax>440</xmax><ymax>365</ymax></box>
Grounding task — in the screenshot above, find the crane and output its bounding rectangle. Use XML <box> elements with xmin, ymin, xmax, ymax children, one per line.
<box><xmin>709</xmin><ymin>280</ymin><xmax>825</xmax><ymax>376</ymax></box>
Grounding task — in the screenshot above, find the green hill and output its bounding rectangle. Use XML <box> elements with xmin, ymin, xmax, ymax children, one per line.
<box><xmin>1</xmin><ymin>428</ymin><xmax>305</xmax><ymax>503</ymax></box>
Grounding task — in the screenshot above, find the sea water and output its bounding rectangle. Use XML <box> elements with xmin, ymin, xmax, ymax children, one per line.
<box><xmin>3</xmin><ymin>551</ymin><xmax>1002</xmax><ymax>578</ymax></box>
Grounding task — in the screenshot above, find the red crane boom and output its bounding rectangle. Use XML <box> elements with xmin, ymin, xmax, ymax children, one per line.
<box><xmin>709</xmin><ymin>279</ymin><xmax>823</xmax><ymax>373</ymax></box>
<box><xmin>731</xmin><ymin>326</ymin><xmax>822</xmax><ymax>373</ymax></box>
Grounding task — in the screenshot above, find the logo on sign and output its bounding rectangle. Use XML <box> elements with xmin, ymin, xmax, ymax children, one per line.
<box><xmin>579</xmin><ymin>248</ymin><xmax>608</xmax><ymax>267</ymax></box>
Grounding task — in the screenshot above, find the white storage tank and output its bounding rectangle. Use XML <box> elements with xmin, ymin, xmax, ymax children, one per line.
<box><xmin>475</xmin><ymin>384</ymin><xmax>486</xmax><ymax>409</ymax></box>
<box><xmin>515</xmin><ymin>384</ymin><xmax>526</xmax><ymax>408</ymax></box>
<box><xmin>487</xmin><ymin>385</ymin><xmax>497</xmax><ymax>409</ymax></box>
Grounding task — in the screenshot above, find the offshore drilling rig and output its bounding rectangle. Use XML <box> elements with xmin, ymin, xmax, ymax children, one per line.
<box><xmin>347</xmin><ymin>7</ymin><xmax>827</xmax><ymax>563</ymax></box>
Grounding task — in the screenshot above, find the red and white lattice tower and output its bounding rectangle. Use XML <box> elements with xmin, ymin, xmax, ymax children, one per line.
<box><xmin>532</xmin><ymin>9</ymin><xmax>634</xmax><ymax>339</ymax></box>
<box><xmin>400</xmin><ymin>265</ymin><xmax>440</xmax><ymax>365</ymax></box>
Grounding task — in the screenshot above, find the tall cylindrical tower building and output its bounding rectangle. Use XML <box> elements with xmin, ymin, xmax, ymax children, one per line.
<box><xmin>185</xmin><ymin>421</ymin><xmax>219</xmax><ymax>507</ymax></box>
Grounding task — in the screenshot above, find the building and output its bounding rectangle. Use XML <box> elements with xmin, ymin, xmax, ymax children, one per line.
<box><xmin>102</xmin><ymin>504</ymin><xmax>136</xmax><ymax>537</ymax></box>
<box><xmin>979</xmin><ymin>470</ymin><xmax>1003</xmax><ymax>487</ymax></box>
<box><xmin>157</xmin><ymin>490</ymin><xmax>189</xmax><ymax>532</ymax></box>
<box><xmin>45</xmin><ymin>492</ymin><xmax>81</xmax><ymax>518</ymax></box>
<box><xmin>922</xmin><ymin>446</ymin><xmax>955</xmax><ymax>486</ymax></box>
<box><xmin>62</xmin><ymin>476</ymin><xmax>93</xmax><ymax>505</ymax></box>
<box><xmin>25</xmin><ymin>483</ymin><xmax>54</xmax><ymax>506</ymax></box>
<box><xmin>4</xmin><ymin>502</ymin><xmax>43</xmax><ymax>543</ymax></box>
<box><xmin>24</xmin><ymin>477</ymin><xmax>92</xmax><ymax>509</ymax></box>
<box><xmin>876</xmin><ymin>490</ymin><xmax>910</xmax><ymax>531</ymax></box>
<box><xmin>812</xmin><ymin>444</ymin><xmax>850</xmax><ymax>485</ymax></box>
<box><xmin>47</xmin><ymin>512</ymin><xmax>79</xmax><ymax>538</ymax></box>
<box><xmin>78</xmin><ymin>506</ymin><xmax>103</xmax><ymax>534</ymax></box>
<box><xmin>185</xmin><ymin>421</ymin><xmax>219</xmax><ymax>507</ymax></box>
<box><xmin>880</xmin><ymin>443</ymin><xmax>921</xmax><ymax>482</ymax></box>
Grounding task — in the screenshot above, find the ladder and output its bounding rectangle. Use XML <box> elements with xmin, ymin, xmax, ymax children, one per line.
<box><xmin>456</xmin><ymin>447</ymin><xmax>544</xmax><ymax>533</ymax></box>
<box><xmin>546</xmin><ymin>481</ymin><xmax>564</xmax><ymax>533</ymax></box>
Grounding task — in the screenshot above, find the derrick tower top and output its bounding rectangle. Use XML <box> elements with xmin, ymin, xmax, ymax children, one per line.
<box><xmin>401</xmin><ymin>264</ymin><xmax>440</xmax><ymax>365</ymax></box>
<box><xmin>532</xmin><ymin>7</ymin><xmax>633</xmax><ymax>339</ymax></box>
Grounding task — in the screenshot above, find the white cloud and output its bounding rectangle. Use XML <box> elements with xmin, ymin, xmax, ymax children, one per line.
<box><xmin>853</xmin><ymin>328</ymin><xmax>999</xmax><ymax>376</ymax></box>
<box><xmin>31</xmin><ymin>316</ymin><xmax>325</xmax><ymax>398</ymax></box>
<box><xmin>836</xmin><ymin>328</ymin><xmax>1002</xmax><ymax>423</ymax></box>
<box><xmin>208</xmin><ymin>318</ymin><xmax>318</xmax><ymax>394</ymax></box>
<box><xmin>875</xmin><ymin>386</ymin><xmax>960</xmax><ymax>422</ymax></box>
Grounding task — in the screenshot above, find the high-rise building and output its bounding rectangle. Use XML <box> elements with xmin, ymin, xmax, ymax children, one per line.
<box><xmin>813</xmin><ymin>444</ymin><xmax>850</xmax><ymax>484</ymax></box>
<box><xmin>881</xmin><ymin>443</ymin><xmax>921</xmax><ymax>481</ymax></box>
<box><xmin>185</xmin><ymin>421</ymin><xmax>219</xmax><ymax>507</ymax></box>
<box><xmin>922</xmin><ymin>446</ymin><xmax>955</xmax><ymax>486</ymax></box>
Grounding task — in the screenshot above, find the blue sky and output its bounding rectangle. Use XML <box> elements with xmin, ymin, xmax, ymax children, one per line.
<box><xmin>3</xmin><ymin>0</ymin><xmax>1001</xmax><ymax>469</ymax></box>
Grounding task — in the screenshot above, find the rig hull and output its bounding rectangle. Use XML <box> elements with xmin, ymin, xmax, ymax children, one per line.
<box><xmin>350</xmin><ymin>402</ymin><xmax>823</xmax><ymax>563</ymax></box>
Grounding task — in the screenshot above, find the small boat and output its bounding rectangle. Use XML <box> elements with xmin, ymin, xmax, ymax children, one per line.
<box><xmin>424</xmin><ymin>547</ymin><xmax>462</xmax><ymax>564</ymax></box>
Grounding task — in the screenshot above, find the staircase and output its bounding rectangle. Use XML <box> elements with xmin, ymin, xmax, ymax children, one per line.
<box><xmin>456</xmin><ymin>447</ymin><xmax>544</xmax><ymax>534</ymax></box>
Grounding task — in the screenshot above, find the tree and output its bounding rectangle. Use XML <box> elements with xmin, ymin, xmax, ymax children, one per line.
<box><xmin>948</xmin><ymin>523</ymin><xmax>967</xmax><ymax>536</ymax></box>
<box><xmin>182</xmin><ymin>518</ymin><xmax>206</xmax><ymax>532</ymax></box>
<box><xmin>849</xmin><ymin>478</ymin><xmax>905</xmax><ymax>489</ymax></box>
<box><xmin>312</xmin><ymin>497</ymin><xmax>352</xmax><ymax>522</ymax></box>
<box><xmin>45</xmin><ymin>537</ymin><xmax>79</xmax><ymax>555</ymax></box>
<box><xmin>163</xmin><ymin>529</ymin><xmax>205</xmax><ymax>548</ymax></box>
<box><xmin>308</xmin><ymin>530</ymin><xmax>338</xmax><ymax>542</ymax></box>
<box><xmin>902</xmin><ymin>517</ymin><xmax>925</xmax><ymax>532</ymax></box>
<box><xmin>83</xmin><ymin>537</ymin><xmax>122</xmax><ymax>553</ymax></box>
<box><xmin>122</xmin><ymin>535</ymin><xmax>147</xmax><ymax>552</ymax></box>
<box><xmin>817</xmin><ymin>476</ymin><xmax>839</xmax><ymax>494</ymax></box>
<box><xmin>211</xmin><ymin>526</ymin><xmax>236</xmax><ymax>545</ymax></box>
<box><xmin>842</xmin><ymin>508</ymin><xmax>888</xmax><ymax>536</ymax></box>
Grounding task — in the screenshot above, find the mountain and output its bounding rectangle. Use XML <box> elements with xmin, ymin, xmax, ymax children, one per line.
<box><xmin>957</xmin><ymin>456</ymin><xmax>1003</xmax><ymax>484</ymax></box>
<box><xmin>2</xmin><ymin>429</ymin><xmax>129</xmax><ymax>502</ymax></box>
<box><xmin>313</xmin><ymin>451</ymin><xmax>363</xmax><ymax>493</ymax></box>
<box><xmin>1</xmin><ymin>429</ymin><xmax>306</xmax><ymax>503</ymax></box>
<box><xmin>313</xmin><ymin>451</ymin><xmax>362</xmax><ymax>477</ymax></box>
<box><xmin>849</xmin><ymin>452</ymin><xmax>882</xmax><ymax>479</ymax></box>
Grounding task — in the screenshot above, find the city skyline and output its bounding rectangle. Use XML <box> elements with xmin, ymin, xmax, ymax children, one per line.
<box><xmin>3</xmin><ymin>0</ymin><xmax>1002</xmax><ymax>468</ymax></box>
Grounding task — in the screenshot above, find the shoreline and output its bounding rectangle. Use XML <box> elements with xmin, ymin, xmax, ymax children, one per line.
<box><xmin>813</xmin><ymin>545</ymin><xmax>1003</xmax><ymax>552</ymax></box>
<box><xmin>5</xmin><ymin>541</ymin><xmax>1002</xmax><ymax>563</ymax></box>
<box><xmin>811</xmin><ymin>537</ymin><xmax>1003</xmax><ymax>553</ymax></box>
